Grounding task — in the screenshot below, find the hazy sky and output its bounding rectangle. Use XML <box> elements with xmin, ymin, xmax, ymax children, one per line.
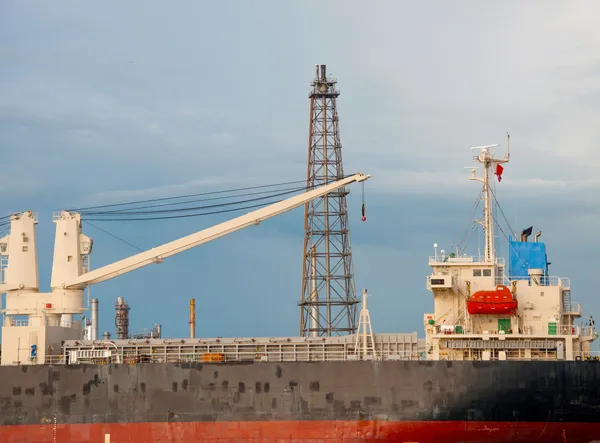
<box><xmin>1</xmin><ymin>1</ymin><xmax>600</xmax><ymax>342</ymax></box>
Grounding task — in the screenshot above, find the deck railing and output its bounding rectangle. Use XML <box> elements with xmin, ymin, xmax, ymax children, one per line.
<box><xmin>496</xmin><ymin>275</ymin><xmax>570</xmax><ymax>288</ymax></box>
<box><xmin>43</xmin><ymin>335</ymin><xmax>426</xmax><ymax>365</ymax></box>
<box><xmin>429</xmin><ymin>255</ymin><xmax>505</xmax><ymax>266</ymax></box>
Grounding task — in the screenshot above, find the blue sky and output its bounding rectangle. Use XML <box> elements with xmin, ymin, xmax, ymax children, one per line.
<box><xmin>1</xmin><ymin>1</ymin><xmax>600</xmax><ymax>341</ymax></box>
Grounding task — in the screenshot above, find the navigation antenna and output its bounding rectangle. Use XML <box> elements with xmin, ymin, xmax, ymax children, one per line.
<box><xmin>299</xmin><ymin>64</ymin><xmax>358</xmax><ymax>337</ymax></box>
<box><xmin>468</xmin><ymin>133</ymin><xmax>510</xmax><ymax>263</ymax></box>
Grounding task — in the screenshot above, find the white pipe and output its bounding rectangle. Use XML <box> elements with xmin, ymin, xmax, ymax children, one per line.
<box><xmin>91</xmin><ymin>298</ymin><xmax>99</xmax><ymax>340</ymax></box>
<box><xmin>310</xmin><ymin>245</ymin><xmax>318</xmax><ymax>337</ymax></box>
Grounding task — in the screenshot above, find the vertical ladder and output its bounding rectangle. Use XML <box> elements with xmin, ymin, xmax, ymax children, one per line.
<box><xmin>563</xmin><ymin>290</ymin><xmax>572</xmax><ymax>313</ymax></box>
<box><xmin>0</xmin><ymin>255</ymin><xmax>7</xmax><ymax>284</ymax></box>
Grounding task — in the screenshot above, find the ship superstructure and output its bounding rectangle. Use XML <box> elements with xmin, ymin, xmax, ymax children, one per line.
<box><xmin>425</xmin><ymin>140</ymin><xmax>597</xmax><ymax>361</ymax></box>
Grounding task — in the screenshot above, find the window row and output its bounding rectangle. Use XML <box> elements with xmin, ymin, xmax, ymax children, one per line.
<box><xmin>473</xmin><ymin>269</ymin><xmax>492</xmax><ymax>277</ymax></box>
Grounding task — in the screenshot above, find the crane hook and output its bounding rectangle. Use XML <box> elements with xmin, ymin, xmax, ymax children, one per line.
<box><xmin>361</xmin><ymin>182</ymin><xmax>367</xmax><ymax>222</ymax></box>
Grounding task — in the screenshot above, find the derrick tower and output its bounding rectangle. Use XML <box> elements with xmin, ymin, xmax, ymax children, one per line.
<box><xmin>299</xmin><ymin>64</ymin><xmax>358</xmax><ymax>337</ymax></box>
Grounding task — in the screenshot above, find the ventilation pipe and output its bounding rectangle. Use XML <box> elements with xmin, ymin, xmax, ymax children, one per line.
<box><xmin>91</xmin><ymin>298</ymin><xmax>99</xmax><ymax>340</ymax></box>
<box><xmin>189</xmin><ymin>298</ymin><xmax>196</xmax><ymax>339</ymax></box>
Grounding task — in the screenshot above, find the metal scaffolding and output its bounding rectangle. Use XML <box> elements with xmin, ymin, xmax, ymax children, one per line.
<box><xmin>299</xmin><ymin>64</ymin><xmax>358</xmax><ymax>337</ymax></box>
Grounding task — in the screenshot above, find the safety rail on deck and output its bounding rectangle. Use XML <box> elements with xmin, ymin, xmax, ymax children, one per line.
<box><xmin>429</xmin><ymin>255</ymin><xmax>505</xmax><ymax>266</ymax></box>
<box><xmin>57</xmin><ymin>350</ymin><xmax>423</xmax><ymax>365</ymax></box>
<box><xmin>4</xmin><ymin>318</ymin><xmax>29</xmax><ymax>327</ymax></box>
<box><xmin>580</xmin><ymin>326</ymin><xmax>597</xmax><ymax>338</ymax></box>
<box><xmin>3</xmin><ymin>318</ymin><xmax>77</xmax><ymax>327</ymax></box>
<box><xmin>45</xmin><ymin>318</ymin><xmax>75</xmax><ymax>328</ymax></box>
<box><xmin>496</xmin><ymin>275</ymin><xmax>570</xmax><ymax>288</ymax></box>
<box><xmin>565</xmin><ymin>302</ymin><xmax>581</xmax><ymax>315</ymax></box>
<box><xmin>49</xmin><ymin>336</ymin><xmax>425</xmax><ymax>365</ymax></box>
<box><xmin>435</xmin><ymin>324</ymin><xmax>587</xmax><ymax>337</ymax></box>
<box><xmin>45</xmin><ymin>354</ymin><xmax>69</xmax><ymax>365</ymax></box>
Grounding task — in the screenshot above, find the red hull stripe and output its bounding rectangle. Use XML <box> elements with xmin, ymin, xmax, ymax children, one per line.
<box><xmin>1</xmin><ymin>420</ymin><xmax>600</xmax><ymax>443</ymax></box>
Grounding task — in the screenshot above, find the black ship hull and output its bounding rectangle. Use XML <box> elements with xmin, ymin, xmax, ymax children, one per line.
<box><xmin>1</xmin><ymin>360</ymin><xmax>599</xmax><ymax>442</ymax></box>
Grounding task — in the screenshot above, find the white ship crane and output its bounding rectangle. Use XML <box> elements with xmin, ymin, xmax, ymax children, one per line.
<box><xmin>0</xmin><ymin>173</ymin><xmax>370</xmax><ymax>365</ymax></box>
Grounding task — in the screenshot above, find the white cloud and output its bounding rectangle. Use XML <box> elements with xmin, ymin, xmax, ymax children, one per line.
<box><xmin>329</xmin><ymin>2</ymin><xmax>600</xmax><ymax>175</ymax></box>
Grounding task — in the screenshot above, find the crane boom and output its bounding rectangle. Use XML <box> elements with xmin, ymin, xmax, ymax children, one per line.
<box><xmin>64</xmin><ymin>173</ymin><xmax>371</xmax><ymax>288</ymax></box>
<box><xmin>0</xmin><ymin>284</ymin><xmax>19</xmax><ymax>292</ymax></box>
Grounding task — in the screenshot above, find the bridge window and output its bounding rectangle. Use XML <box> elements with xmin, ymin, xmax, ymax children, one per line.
<box><xmin>473</xmin><ymin>269</ymin><xmax>482</xmax><ymax>277</ymax></box>
<box><xmin>482</xmin><ymin>269</ymin><xmax>492</xmax><ymax>277</ymax></box>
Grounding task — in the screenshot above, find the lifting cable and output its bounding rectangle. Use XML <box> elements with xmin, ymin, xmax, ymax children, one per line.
<box><xmin>78</xmin><ymin>184</ymin><xmax>312</xmax><ymax>215</ymax></box>
<box><xmin>490</xmin><ymin>186</ymin><xmax>517</xmax><ymax>239</ymax></box>
<box><xmin>67</xmin><ymin>177</ymin><xmax>323</xmax><ymax>213</ymax></box>
<box><xmin>79</xmin><ymin>185</ymin><xmax>310</xmax><ymax>217</ymax></box>
<box><xmin>84</xmin><ymin>220</ymin><xmax>143</xmax><ymax>252</ymax></box>
<box><xmin>452</xmin><ymin>190</ymin><xmax>483</xmax><ymax>254</ymax></box>
<box><xmin>81</xmin><ymin>199</ymin><xmax>286</xmax><ymax>222</ymax></box>
<box><xmin>80</xmin><ymin>187</ymin><xmax>307</xmax><ymax>221</ymax></box>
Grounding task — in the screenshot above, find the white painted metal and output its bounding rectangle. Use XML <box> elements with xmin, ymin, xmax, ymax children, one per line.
<box><xmin>354</xmin><ymin>289</ymin><xmax>377</xmax><ymax>359</ymax></box>
<box><xmin>424</xmin><ymin>139</ymin><xmax>598</xmax><ymax>362</ymax></box>
<box><xmin>468</xmin><ymin>144</ymin><xmax>508</xmax><ymax>263</ymax></box>
<box><xmin>64</xmin><ymin>172</ymin><xmax>370</xmax><ymax>288</ymax></box>
<box><xmin>91</xmin><ymin>298</ymin><xmax>98</xmax><ymax>340</ymax></box>
<box><xmin>50</xmin><ymin>211</ymin><xmax>93</xmax><ymax>290</ymax></box>
<box><xmin>0</xmin><ymin>211</ymin><xmax>39</xmax><ymax>292</ymax></box>
<box><xmin>0</xmin><ymin>172</ymin><xmax>370</xmax><ymax>366</ymax></box>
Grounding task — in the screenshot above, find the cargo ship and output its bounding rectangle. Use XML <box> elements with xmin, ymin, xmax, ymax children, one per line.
<box><xmin>1</xmin><ymin>56</ymin><xmax>600</xmax><ymax>442</ymax></box>
<box><xmin>1</xmin><ymin>138</ymin><xmax>600</xmax><ymax>442</ymax></box>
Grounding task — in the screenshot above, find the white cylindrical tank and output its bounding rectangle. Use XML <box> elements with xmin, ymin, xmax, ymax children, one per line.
<box><xmin>528</xmin><ymin>268</ymin><xmax>544</xmax><ymax>285</ymax></box>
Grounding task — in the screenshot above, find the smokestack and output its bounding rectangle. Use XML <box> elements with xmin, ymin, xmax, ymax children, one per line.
<box><xmin>91</xmin><ymin>298</ymin><xmax>99</xmax><ymax>340</ymax></box>
<box><xmin>520</xmin><ymin>226</ymin><xmax>533</xmax><ymax>242</ymax></box>
<box><xmin>189</xmin><ymin>298</ymin><xmax>196</xmax><ymax>339</ymax></box>
<box><xmin>320</xmin><ymin>64</ymin><xmax>326</xmax><ymax>81</ymax></box>
<box><xmin>102</xmin><ymin>332</ymin><xmax>111</xmax><ymax>340</ymax></box>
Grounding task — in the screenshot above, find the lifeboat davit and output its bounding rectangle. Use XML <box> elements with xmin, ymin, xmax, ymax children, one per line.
<box><xmin>466</xmin><ymin>285</ymin><xmax>517</xmax><ymax>315</ymax></box>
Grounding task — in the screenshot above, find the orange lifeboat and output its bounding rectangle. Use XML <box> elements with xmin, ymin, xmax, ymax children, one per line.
<box><xmin>466</xmin><ymin>285</ymin><xmax>517</xmax><ymax>315</ymax></box>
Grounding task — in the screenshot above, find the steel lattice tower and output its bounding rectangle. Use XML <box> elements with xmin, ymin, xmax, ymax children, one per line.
<box><xmin>299</xmin><ymin>64</ymin><xmax>358</xmax><ymax>337</ymax></box>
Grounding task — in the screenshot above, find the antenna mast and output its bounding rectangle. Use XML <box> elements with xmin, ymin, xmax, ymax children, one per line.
<box><xmin>299</xmin><ymin>64</ymin><xmax>358</xmax><ymax>336</ymax></box>
<box><xmin>469</xmin><ymin>139</ymin><xmax>510</xmax><ymax>263</ymax></box>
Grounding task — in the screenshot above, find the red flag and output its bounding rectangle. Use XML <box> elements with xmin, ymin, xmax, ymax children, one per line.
<box><xmin>495</xmin><ymin>164</ymin><xmax>504</xmax><ymax>182</ymax></box>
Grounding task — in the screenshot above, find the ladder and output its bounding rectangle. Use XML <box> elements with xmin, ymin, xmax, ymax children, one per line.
<box><xmin>563</xmin><ymin>290</ymin><xmax>572</xmax><ymax>313</ymax></box>
<box><xmin>0</xmin><ymin>255</ymin><xmax>7</xmax><ymax>284</ymax></box>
